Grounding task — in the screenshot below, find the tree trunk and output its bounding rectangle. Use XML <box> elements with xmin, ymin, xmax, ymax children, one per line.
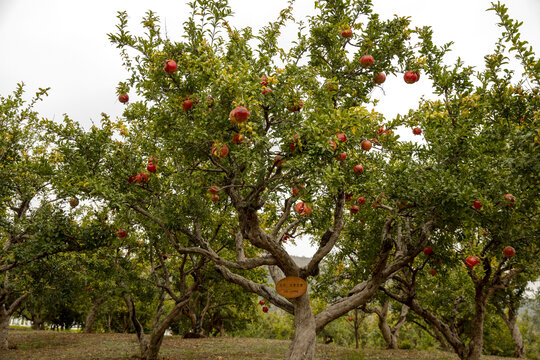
<box><xmin>31</xmin><ymin>313</ymin><xmax>44</xmax><ymax>330</ymax></box>
<box><xmin>500</xmin><ymin>309</ymin><xmax>525</xmax><ymax>358</ymax></box>
<box><xmin>284</xmin><ymin>293</ymin><xmax>317</xmax><ymax>360</ymax></box>
<box><xmin>125</xmin><ymin>294</ymin><xmax>190</xmax><ymax>360</ymax></box>
<box><xmin>375</xmin><ymin>301</ymin><xmax>395</xmax><ymax>349</ymax></box>
<box><xmin>84</xmin><ymin>297</ymin><xmax>104</xmax><ymax>333</ymax></box>
<box><xmin>464</xmin><ymin>292</ymin><xmax>488</xmax><ymax>360</ymax></box>
<box><xmin>390</xmin><ymin>304</ymin><xmax>408</xmax><ymax>349</ymax></box>
<box><xmin>219</xmin><ymin>320</ymin><xmax>226</xmax><ymax>337</ymax></box>
<box><xmin>428</xmin><ymin>324</ymin><xmax>452</xmax><ymax>352</ymax></box>
<box><xmin>0</xmin><ymin>292</ymin><xmax>29</xmax><ymax>351</ymax></box>
<box><xmin>0</xmin><ymin>310</ymin><xmax>9</xmax><ymax>351</ymax></box>
<box><xmin>107</xmin><ymin>313</ymin><xmax>112</xmax><ymax>333</ymax></box>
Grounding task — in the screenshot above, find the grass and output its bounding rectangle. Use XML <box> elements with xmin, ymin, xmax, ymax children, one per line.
<box><xmin>0</xmin><ymin>329</ymin><xmax>520</xmax><ymax>360</ymax></box>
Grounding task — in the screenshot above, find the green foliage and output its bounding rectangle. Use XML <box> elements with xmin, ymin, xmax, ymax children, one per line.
<box><xmin>520</xmin><ymin>292</ymin><xmax>540</xmax><ymax>359</ymax></box>
<box><xmin>234</xmin><ymin>310</ymin><xmax>294</xmax><ymax>340</ymax></box>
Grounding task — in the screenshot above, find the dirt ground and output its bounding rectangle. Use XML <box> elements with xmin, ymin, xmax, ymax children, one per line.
<box><xmin>0</xmin><ymin>329</ymin><xmax>520</xmax><ymax>360</ymax></box>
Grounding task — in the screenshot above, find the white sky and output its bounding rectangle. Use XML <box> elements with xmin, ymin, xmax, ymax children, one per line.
<box><xmin>1</xmin><ymin>0</ymin><xmax>539</xmax><ymax>257</ymax></box>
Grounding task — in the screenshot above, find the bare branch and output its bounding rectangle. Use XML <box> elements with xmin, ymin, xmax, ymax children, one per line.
<box><xmin>215</xmin><ymin>265</ymin><xmax>294</xmax><ymax>314</ymax></box>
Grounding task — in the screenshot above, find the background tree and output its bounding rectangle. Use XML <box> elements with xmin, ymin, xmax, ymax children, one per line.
<box><xmin>361</xmin><ymin>298</ymin><xmax>408</xmax><ymax>349</ymax></box>
<box><xmin>380</xmin><ymin>4</ymin><xmax>539</xmax><ymax>359</ymax></box>
<box><xmin>0</xmin><ymin>85</ymin><xmax>114</xmax><ymax>350</ymax></box>
<box><xmin>491</xmin><ymin>274</ymin><xmax>532</xmax><ymax>358</ymax></box>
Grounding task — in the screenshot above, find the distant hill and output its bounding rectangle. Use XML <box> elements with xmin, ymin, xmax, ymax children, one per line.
<box><xmin>291</xmin><ymin>255</ymin><xmax>310</xmax><ymax>267</ymax></box>
<box><xmin>263</xmin><ymin>256</ymin><xmax>311</xmax><ymax>288</ymax></box>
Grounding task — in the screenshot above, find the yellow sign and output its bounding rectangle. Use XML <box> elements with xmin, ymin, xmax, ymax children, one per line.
<box><xmin>276</xmin><ymin>276</ymin><xmax>307</xmax><ymax>298</ymax></box>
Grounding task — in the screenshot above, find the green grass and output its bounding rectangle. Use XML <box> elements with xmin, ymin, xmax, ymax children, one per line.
<box><xmin>0</xmin><ymin>330</ymin><xmax>520</xmax><ymax>360</ymax></box>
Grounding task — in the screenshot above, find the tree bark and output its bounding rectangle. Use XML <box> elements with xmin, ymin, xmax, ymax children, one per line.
<box><xmin>284</xmin><ymin>293</ymin><xmax>317</xmax><ymax>360</ymax></box>
<box><xmin>218</xmin><ymin>320</ymin><xmax>226</xmax><ymax>337</ymax></box>
<box><xmin>0</xmin><ymin>292</ymin><xmax>29</xmax><ymax>351</ymax></box>
<box><xmin>412</xmin><ymin>319</ymin><xmax>452</xmax><ymax>351</ymax></box>
<box><xmin>500</xmin><ymin>308</ymin><xmax>525</xmax><ymax>358</ymax></box>
<box><xmin>84</xmin><ymin>297</ymin><xmax>105</xmax><ymax>333</ymax></box>
<box><xmin>465</xmin><ymin>291</ymin><xmax>489</xmax><ymax>360</ymax></box>
<box><xmin>364</xmin><ymin>300</ymin><xmax>408</xmax><ymax>349</ymax></box>
<box><xmin>376</xmin><ymin>301</ymin><xmax>394</xmax><ymax>348</ymax></box>
<box><xmin>31</xmin><ymin>313</ymin><xmax>44</xmax><ymax>330</ymax></box>
<box><xmin>125</xmin><ymin>294</ymin><xmax>191</xmax><ymax>360</ymax></box>
<box><xmin>0</xmin><ymin>309</ymin><xmax>9</xmax><ymax>351</ymax></box>
<box><xmin>390</xmin><ymin>303</ymin><xmax>409</xmax><ymax>349</ymax></box>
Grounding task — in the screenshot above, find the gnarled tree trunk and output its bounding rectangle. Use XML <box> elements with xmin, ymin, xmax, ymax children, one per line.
<box><xmin>84</xmin><ymin>297</ymin><xmax>105</xmax><ymax>333</ymax></box>
<box><xmin>125</xmin><ymin>294</ymin><xmax>191</xmax><ymax>360</ymax></box>
<box><xmin>31</xmin><ymin>313</ymin><xmax>45</xmax><ymax>330</ymax></box>
<box><xmin>500</xmin><ymin>308</ymin><xmax>525</xmax><ymax>358</ymax></box>
<box><xmin>0</xmin><ymin>290</ymin><xmax>29</xmax><ymax>351</ymax></box>
<box><xmin>0</xmin><ymin>309</ymin><xmax>9</xmax><ymax>351</ymax></box>
<box><xmin>365</xmin><ymin>300</ymin><xmax>409</xmax><ymax>349</ymax></box>
<box><xmin>464</xmin><ymin>289</ymin><xmax>490</xmax><ymax>360</ymax></box>
<box><xmin>284</xmin><ymin>293</ymin><xmax>317</xmax><ymax>360</ymax></box>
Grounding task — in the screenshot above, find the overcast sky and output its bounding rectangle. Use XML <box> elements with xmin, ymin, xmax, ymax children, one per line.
<box><xmin>1</xmin><ymin>0</ymin><xmax>539</xmax><ymax>257</ymax></box>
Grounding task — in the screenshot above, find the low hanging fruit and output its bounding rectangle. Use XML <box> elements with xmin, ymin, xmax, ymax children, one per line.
<box><xmin>428</xmin><ymin>269</ymin><xmax>437</xmax><ymax>276</ymax></box>
<box><xmin>290</xmin><ymin>134</ymin><xmax>300</xmax><ymax>151</ymax></box>
<box><xmin>328</xmin><ymin>140</ymin><xmax>337</xmax><ymax>151</ymax></box>
<box><xmin>466</xmin><ymin>256</ymin><xmax>481</xmax><ymax>268</ymax></box>
<box><xmin>135</xmin><ymin>173</ymin><xmax>149</xmax><ymax>184</ymax></box>
<box><xmin>357</xmin><ymin>197</ymin><xmax>366</xmax><ymax>205</ymax></box>
<box><xmin>116</xmin><ymin>229</ymin><xmax>127</xmax><ymax>238</ymax></box>
<box><xmin>182</xmin><ymin>99</ymin><xmax>193</xmax><ymax>111</ymax></box>
<box><xmin>404</xmin><ymin>71</ymin><xmax>419</xmax><ymax>84</ymax></box>
<box><xmin>233</xmin><ymin>133</ymin><xmax>245</xmax><ymax>144</ymax></box>
<box><xmin>292</xmin><ymin>185</ymin><xmax>304</xmax><ymax>197</ymax></box>
<box><xmin>118</xmin><ymin>94</ymin><xmax>129</xmax><ymax>103</ymax></box>
<box><xmin>294</xmin><ymin>202</ymin><xmax>312</xmax><ymax>216</ymax></box>
<box><xmin>350</xmin><ymin>205</ymin><xmax>359</xmax><ymax>214</ymax></box>
<box><xmin>503</xmin><ymin>193</ymin><xmax>515</xmax><ymax>203</ymax></box>
<box><xmin>287</xmin><ymin>99</ymin><xmax>303</xmax><ymax>112</ymax></box>
<box><xmin>327</xmin><ymin>82</ymin><xmax>339</xmax><ymax>92</ymax></box>
<box><xmin>360</xmin><ymin>54</ymin><xmax>374</xmax><ymax>67</ymax></box>
<box><xmin>361</xmin><ymin>139</ymin><xmax>372</xmax><ymax>151</ymax></box>
<box><xmin>259</xmin><ymin>300</ymin><xmax>266</xmax><ymax>306</ymax></box>
<box><xmin>337</xmin><ymin>152</ymin><xmax>347</xmax><ymax>161</ymax></box>
<box><xmin>413</xmin><ymin>127</ymin><xmax>422</xmax><ymax>135</ymax></box>
<box><xmin>164</xmin><ymin>59</ymin><xmax>177</xmax><ymax>73</ymax></box>
<box><xmin>423</xmin><ymin>247</ymin><xmax>434</xmax><ymax>256</ymax></box>
<box><xmin>212</xmin><ymin>143</ymin><xmax>229</xmax><ymax>158</ymax></box>
<box><xmin>373</xmin><ymin>72</ymin><xmax>386</xmax><ymax>84</ymax></box>
<box><xmin>341</xmin><ymin>28</ymin><xmax>353</xmax><ymax>38</ymax></box>
<box><xmin>229</xmin><ymin>106</ymin><xmax>250</xmax><ymax>124</ymax></box>
<box><xmin>473</xmin><ymin>200</ymin><xmax>482</xmax><ymax>210</ymax></box>
<box><xmin>262</xmin><ymin>306</ymin><xmax>269</xmax><ymax>313</ymax></box>
<box><xmin>353</xmin><ymin>164</ymin><xmax>364</xmax><ymax>174</ymax></box>
<box><xmin>336</xmin><ymin>133</ymin><xmax>347</xmax><ymax>142</ymax></box>
<box><xmin>503</xmin><ymin>246</ymin><xmax>515</xmax><ymax>258</ymax></box>
<box><xmin>147</xmin><ymin>163</ymin><xmax>157</xmax><ymax>173</ymax></box>
<box><xmin>70</xmin><ymin>198</ymin><xmax>79</xmax><ymax>208</ymax></box>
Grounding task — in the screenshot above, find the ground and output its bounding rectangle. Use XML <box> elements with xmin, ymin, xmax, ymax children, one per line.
<box><xmin>0</xmin><ymin>329</ymin><xmax>520</xmax><ymax>360</ymax></box>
